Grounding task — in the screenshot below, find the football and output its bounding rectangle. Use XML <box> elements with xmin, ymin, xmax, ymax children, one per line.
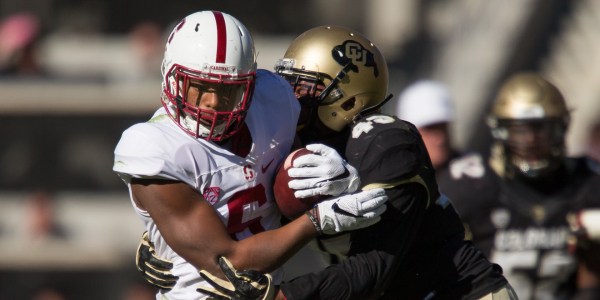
<box><xmin>273</xmin><ymin>148</ymin><xmax>323</xmax><ymax>220</ymax></box>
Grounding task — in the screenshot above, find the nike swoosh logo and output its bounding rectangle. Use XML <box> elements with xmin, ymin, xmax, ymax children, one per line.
<box><xmin>262</xmin><ymin>158</ymin><xmax>275</xmax><ymax>173</ymax></box>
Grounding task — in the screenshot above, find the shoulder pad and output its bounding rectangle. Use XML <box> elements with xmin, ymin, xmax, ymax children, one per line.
<box><xmin>113</xmin><ymin>123</ymin><xmax>167</xmax><ymax>177</ymax></box>
<box><xmin>346</xmin><ymin>115</ymin><xmax>423</xmax><ymax>184</ymax></box>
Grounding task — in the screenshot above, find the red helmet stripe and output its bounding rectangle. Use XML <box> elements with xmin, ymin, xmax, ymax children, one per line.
<box><xmin>213</xmin><ymin>11</ymin><xmax>227</xmax><ymax>63</ymax></box>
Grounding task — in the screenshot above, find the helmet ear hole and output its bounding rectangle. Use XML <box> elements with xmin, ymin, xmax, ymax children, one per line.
<box><xmin>341</xmin><ymin>98</ymin><xmax>356</xmax><ymax>111</ymax></box>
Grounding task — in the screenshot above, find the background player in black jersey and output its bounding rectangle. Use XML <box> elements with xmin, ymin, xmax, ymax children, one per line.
<box><xmin>135</xmin><ymin>26</ymin><xmax>517</xmax><ymax>300</ymax></box>
<box><xmin>436</xmin><ymin>72</ymin><xmax>600</xmax><ymax>300</ymax></box>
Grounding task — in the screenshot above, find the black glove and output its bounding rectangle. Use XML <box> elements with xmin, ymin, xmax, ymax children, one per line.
<box><xmin>136</xmin><ymin>231</ymin><xmax>179</xmax><ymax>290</ymax></box>
<box><xmin>197</xmin><ymin>256</ymin><xmax>275</xmax><ymax>300</ymax></box>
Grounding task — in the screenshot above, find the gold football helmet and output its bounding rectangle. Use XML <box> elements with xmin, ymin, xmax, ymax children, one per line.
<box><xmin>488</xmin><ymin>72</ymin><xmax>570</xmax><ymax>178</ymax></box>
<box><xmin>274</xmin><ymin>26</ymin><xmax>389</xmax><ymax>133</ymax></box>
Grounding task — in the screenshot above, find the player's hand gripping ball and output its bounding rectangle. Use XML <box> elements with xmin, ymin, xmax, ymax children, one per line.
<box><xmin>274</xmin><ymin>148</ymin><xmax>323</xmax><ymax>220</ymax></box>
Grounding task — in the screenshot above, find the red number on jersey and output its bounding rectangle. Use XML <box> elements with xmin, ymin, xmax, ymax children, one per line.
<box><xmin>226</xmin><ymin>184</ymin><xmax>268</xmax><ymax>235</ymax></box>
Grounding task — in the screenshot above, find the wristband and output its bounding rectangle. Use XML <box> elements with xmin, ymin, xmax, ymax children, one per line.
<box><xmin>305</xmin><ymin>208</ymin><xmax>322</xmax><ymax>235</ymax></box>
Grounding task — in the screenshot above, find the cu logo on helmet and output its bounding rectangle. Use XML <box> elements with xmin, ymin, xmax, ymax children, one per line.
<box><xmin>333</xmin><ymin>40</ymin><xmax>379</xmax><ymax>77</ymax></box>
<box><xmin>345</xmin><ymin>42</ymin><xmax>367</xmax><ymax>64</ymax></box>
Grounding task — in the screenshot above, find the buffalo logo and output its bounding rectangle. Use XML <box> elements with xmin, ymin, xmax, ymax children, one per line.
<box><xmin>203</xmin><ymin>187</ymin><xmax>221</xmax><ymax>205</ymax></box>
<box><xmin>332</xmin><ymin>40</ymin><xmax>379</xmax><ymax>77</ymax></box>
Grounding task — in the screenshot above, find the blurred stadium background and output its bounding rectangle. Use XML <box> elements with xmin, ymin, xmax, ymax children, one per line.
<box><xmin>1</xmin><ymin>0</ymin><xmax>599</xmax><ymax>298</ymax></box>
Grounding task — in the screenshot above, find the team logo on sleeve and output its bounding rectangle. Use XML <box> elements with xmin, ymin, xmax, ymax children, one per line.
<box><xmin>203</xmin><ymin>187</ymin><xmax>221</xmax><ymax>205</ymax></box>
<box><xmin>332</xmin><ymin>40</ymin><xmax>379</xmax><ymax>77</ymax></box>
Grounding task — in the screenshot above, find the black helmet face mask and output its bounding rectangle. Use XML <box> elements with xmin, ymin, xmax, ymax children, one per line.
<box><xmin>277</xmin><ymin>70</ymin><xmax>326</xmax><ymax>131</ymax></box>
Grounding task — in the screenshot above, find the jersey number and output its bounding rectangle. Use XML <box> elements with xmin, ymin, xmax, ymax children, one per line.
<box><xmin>226</xmin><ymin>184</ymin><xmax>268</xmax><ymax>234</ymax></box>
<box><xmin>449</xmin><ymin>154</ymin><xmax>485</xmax><ymax>179</ymax></box>
<box><xmin>351</xmin><ymin>115</ymin><xmax>395</xmax><ymax>139</ymax></box>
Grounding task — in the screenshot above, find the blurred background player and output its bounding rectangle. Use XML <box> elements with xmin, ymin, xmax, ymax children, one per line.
<box><xmin>113</xmin><ymin>11</ymin><xmax>387</xmax><ymax>299</ymax></box>
<box><xmin>437</xmin><ymin>72</ymin><xmax>600</xmax><ymax>300</ymax></box>
<box><xmin>396</xmin><ymin>80</ymin><xmax>459</xmax><ymax>173</ymax></box>
<box><xmin>138</xmin><ymin>25</ymin><xmax>516</xmax><ymax>300</ymax></box>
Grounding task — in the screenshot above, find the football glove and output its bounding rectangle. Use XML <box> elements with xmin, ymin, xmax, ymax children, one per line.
<box><xmin>310</xmin><ymin>188</ymin><xmax>388</xmax><ymax>235</ymax></box>
<box><xmin>136</xmin><ymin>231</ymin><xmax>179</xmax><ymax>290</ymax></box>
<box><xmin>197</xmin><ymin>256</ymin><xmax>275</xmax><ymax>300</ymax></box>
<box><xmin>288</xmin><ymin>143</ymin><xmax>360</xmax><ymax>198</ymax></box>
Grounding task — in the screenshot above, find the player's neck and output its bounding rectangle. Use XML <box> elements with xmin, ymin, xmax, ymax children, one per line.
<box><xmin>217</xmin><ymin>123</ymin><xmax>252</xmax><ymax>157</ymax></box>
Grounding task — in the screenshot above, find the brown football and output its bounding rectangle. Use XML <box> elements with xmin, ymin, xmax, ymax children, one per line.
<box><xmin>273</xmin><ymin>148</ymin><xmax>323</xmax><ymax>220</ymax></box>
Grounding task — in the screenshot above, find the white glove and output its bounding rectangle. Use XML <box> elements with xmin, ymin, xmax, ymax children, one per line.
<box><xmin>288</xmin><ymin>143</ymin><xmax>360</xmax><ymax>198</ymax></box>
<box><xmin>308</xmin><ymin>188</ymin><xmax>388</xmax><ymax>235</ymax></box>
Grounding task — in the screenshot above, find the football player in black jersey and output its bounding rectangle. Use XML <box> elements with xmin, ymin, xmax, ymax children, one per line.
<box><xmin>135</xmin><ymin>26</ymin><xmax>516</xmax><ymax>300</ymax></box>
<box><xmin>436</xmin><ymin>72</ymin><xmax>600</xmax><ymax>300</ymax></box>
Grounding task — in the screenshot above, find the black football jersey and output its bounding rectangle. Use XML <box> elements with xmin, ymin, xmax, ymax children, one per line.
<box><xmin>281</xmin><ymin>114</ymin><xmax>508</xmax><ymax>300</ymax></box>
<box><xmin>437</xmin><ymin>153</ymin><xmax>600</xmax><ymax>300</ymax></box>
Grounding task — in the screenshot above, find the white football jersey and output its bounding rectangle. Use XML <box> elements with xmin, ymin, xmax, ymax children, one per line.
<box><xmin>114</xmin><ymin>70</ymin><xmax>299</xmax><ymax>299</ymax></box>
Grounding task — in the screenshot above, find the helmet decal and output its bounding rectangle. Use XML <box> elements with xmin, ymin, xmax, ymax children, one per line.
<box><xmin>332</xmin><ymin>40</ymin><xmax>379</xmax><ymax>77</ymax></box>
<box><xmin>213</xmin><ymin>11</ymin><xmax>227</xmax><ymax>63</ymax></box>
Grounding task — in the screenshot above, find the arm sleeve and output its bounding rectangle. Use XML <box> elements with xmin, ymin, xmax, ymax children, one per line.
<box><xmin>281</xmin><ymin>117</ymin><xmax>435</xmax><ymax>300</ymax></box>
<box><xmin>280</xmin><ymin>249</ymin><xmax>395</xmax><ymax>300</ymax></box>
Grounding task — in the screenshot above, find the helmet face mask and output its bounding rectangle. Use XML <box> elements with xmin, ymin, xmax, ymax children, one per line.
<box><xmin>488</xmin><ymin>73</ymin><xmax>569</xmax><ymax>179</ymax></box>
<box><xmin>275</xmin><ymin>26</ymin><xmax>389</xmax><ymax>134</ymax></box>
<box><xmin>160</xmin><ymin>11</ymin><xmax>256</xmax><ymax>141</ymax></box>
<box><xmin>494</xmin><ymin>118</ymin><xmax>566</xmax><ymax>177</ymax></box>
<box><xmin>275</xmin><ymin>61</ymin><xmax>341</xmax><ymax>131</ymax></box>
<box><xmin>162</xmin><ymin>63</ymin><xmax>254</xmax><ymax>140</ymax></box>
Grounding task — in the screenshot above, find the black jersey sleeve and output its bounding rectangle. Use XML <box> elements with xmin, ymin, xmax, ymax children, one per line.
<box><xmin>280</xmin><ymin>249</ymin><xmax>394</xmax><ymax>300</ymax></box>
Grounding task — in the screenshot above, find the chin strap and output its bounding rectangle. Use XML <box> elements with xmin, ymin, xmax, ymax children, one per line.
<box><xmin>352</xmin><ymin>93</ymin><xmax>394</xmax><ymax>124</ymax></box>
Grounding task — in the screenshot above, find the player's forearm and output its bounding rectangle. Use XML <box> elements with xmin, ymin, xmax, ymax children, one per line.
<box><xmin>228</xmin><ymin>214</ymin><xmax>317</xmax><ymax>273</ymax></box>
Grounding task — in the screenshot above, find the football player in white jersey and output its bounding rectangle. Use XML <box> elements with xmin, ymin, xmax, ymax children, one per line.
<box><xmin>113</xmin><ymin>11</ymin><xmax>388</xmax><ymax>300</ymax></box>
